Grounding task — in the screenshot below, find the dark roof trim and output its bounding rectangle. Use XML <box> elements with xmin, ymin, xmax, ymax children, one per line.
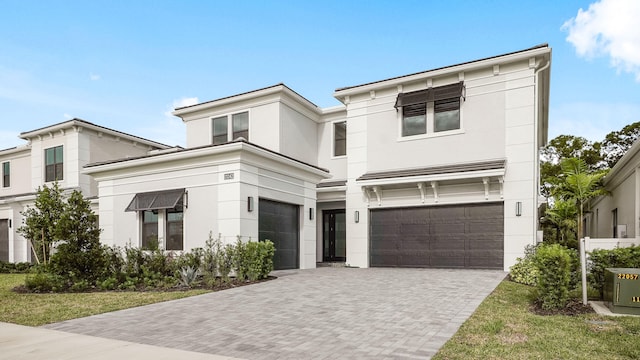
<box><xmin>174</xmin><ymin>83</ymin><xmax>319</xmax><ymax>111</ymax></box>
<box><xmin>84</xmin><ymin>138</ymin><xmax>329</xmax><ymax>173</ymax></box>
<box><xmin>317</xmin><ymin>180</ymin><xmax>347</xmax><ymax>188</ymax></box>
<box><xmin>20</xmin><ymin>118</ymin><xmax>171</xmax><ymax>148</ymax></box>
<box><xmin>336</xmin><ymin>44</ymin><xmax>549</xmax><ymax>92</ymax></box>
<box><xmin>125</xmin><ymin>188</ymin><xmax>185</xmax><ymax>212</ymax></box>
<box><xmin>356</xmin><ymin>160</ymin><xmax>506</xmax><ymax>181</ymax></box>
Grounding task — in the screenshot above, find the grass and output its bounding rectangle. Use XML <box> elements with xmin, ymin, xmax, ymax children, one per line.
<box><xmin>0</xmin><ymin>274</ymin><xmax>210</xmax><ymax>326</ymax></box>
<box><xmin>434</xmin><ymin>280</ymin><xmax>640</xmax><ymax>360</ymax></box>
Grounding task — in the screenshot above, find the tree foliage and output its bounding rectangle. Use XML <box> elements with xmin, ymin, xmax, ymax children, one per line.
<box><xmin>17</xmin><ymin>182</ymin><xmax>65</xmax><ymax>264</ymax></box>
<box><xmin>552</xmin><ymin>158</ymin><xmax>609</xmax><ymax>242</ymax></box>
<box><xmin>600</xmin><ymin>121</ymin><xmax>640</xmax><ymax>169</ymax></box>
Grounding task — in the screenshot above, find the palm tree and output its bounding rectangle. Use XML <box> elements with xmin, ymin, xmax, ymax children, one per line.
<box><xmin>545</xmin><ymin>199</ymin><xmax>578</xmax><ymax>246</ymax></box>
<box><xmin>552</xmin><ymin>158</ymin><xmax>609</xmax><ymax>241</ymax></box>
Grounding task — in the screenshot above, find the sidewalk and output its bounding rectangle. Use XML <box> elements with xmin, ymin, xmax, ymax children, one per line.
<box><xmin>0</xmin><ymin>322</ymin><xmax>242</xmax><ymax>360</ymax></box>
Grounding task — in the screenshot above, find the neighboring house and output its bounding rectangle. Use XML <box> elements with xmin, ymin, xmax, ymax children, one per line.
<box><xmin>84</xmin><ymin>44</ymin><xmax>551</xmax><ymax>271</ymax></box>
<box><xmin>0</xmin><ymin>119</ymin><xmax>169</xmax><ymax>263</ymax></box>
<box><xmin>586</xmin><ymin>138</ymin><xmax>640</xmax><ymax>249</ymax></box>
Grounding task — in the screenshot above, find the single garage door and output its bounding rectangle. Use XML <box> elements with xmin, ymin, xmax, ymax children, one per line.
<box><xmin>370</xmin><ymin>202</ymin><xmax>503</xmax><ymax>269</ymax></box>
<box><xmin>259</xmin><ymin>199</ymin><xmax>299</xmax><ymax>270</ymax></box>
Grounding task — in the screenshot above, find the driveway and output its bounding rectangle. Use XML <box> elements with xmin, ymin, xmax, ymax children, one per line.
<box><xmin>45</xmin><ymin>268</ymin><xmax>505</xmax><ymax>360</ymax></box>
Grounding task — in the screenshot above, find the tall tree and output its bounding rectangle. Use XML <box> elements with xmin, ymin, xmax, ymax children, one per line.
<box><xmin>540</xmin><ymin>135</ymin><xmax>604</xmax><ymax>199</ymax></box>
<box><xmin>600</xmin><ymin>121</ymin><xmax>640</xmax><ymax>168</ymax></box>
<box><xmin>18</xmin><ymin>182</ymin><xmax>65</xmax><ymax>264</ymax></box>
<box><xmin>51</xmin><ymin>190</ymin><xmax>104</xmax><ymax>283</ymax></box>
<box><xmin>552</xmin><ymin>158</ymin><xmax>609</xmax><ymax>242</ymax></box>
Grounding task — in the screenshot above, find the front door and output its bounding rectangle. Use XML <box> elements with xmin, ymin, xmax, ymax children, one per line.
<box><xmin>0</xmin><ymin>219</ymin><xmax>8</xmax><ymax>262</ymax></box>
<box><xmin>323</xmin><ymin>210</ymin><xmax>346</xmax><ymax>262</ymax></box>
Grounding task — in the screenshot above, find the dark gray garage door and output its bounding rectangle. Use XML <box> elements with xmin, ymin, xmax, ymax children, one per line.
<box><xmin>370</xmin><ymin>202</ymin><xmax>503</xmax><ymax>269</ymax></box>
<box><xmin>259</xmin><ymin>199</ymin><xmax>299</xmax><ymax>270</ymax></box>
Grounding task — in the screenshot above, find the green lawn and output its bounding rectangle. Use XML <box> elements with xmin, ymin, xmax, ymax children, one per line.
<box><xmin>0</xmin><ymin>274</ymin><xmax>210</xmax><ymax>326</ymax></box>
<box><xmin>434</xmin><ymin>280</ymin><xmax>640</xmax><ymax>360</ymax></box>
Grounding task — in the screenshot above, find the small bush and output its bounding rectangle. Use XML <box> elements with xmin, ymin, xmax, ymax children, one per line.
<box><xmin>509</xmin><ymin>244</ymin><xmax>540</xmax><ymax>286</ymax></box>
<box><xmin>588</xmin><ymin>245</ymin><xmax>640</xmax><ymax>299</ymax></box>
<box><xmin>257</xmin><ymin>240</ymin><xmax>275</xmax><ymax>279</ymax></box>
<box><xmin>218</xmin><ymin>243</ymin><xmax>234</xmax><ymax>283</ymax></box>
<box><xmin>233</xmin><ymin>237</ymin><xmax>249</xmax><ymax>281</ymax></box>
<box><xmin>25</xmin><ymin>271</ymin><xmax>68</xmax><ymax>292</ymax></box>
<box><xmin>534</xmin><ymin>244</ymin><xmax>572</xmax><ymax>311</ymax></box>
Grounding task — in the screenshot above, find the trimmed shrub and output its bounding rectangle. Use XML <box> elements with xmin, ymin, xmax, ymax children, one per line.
<box><xmin>0</xmin><ymin>261</ymin><xmax>34</xmax><ymax>274</ymax></box>
<box><xmin>233</xmin><ymin>237</ymin><xmax>249</xmax><ymax>281</ymax></box>
<box><xmin>534</xmin><ymin>244</ymin><xmax>572</xmax><ymax>311</ymax></box>
<box><xmin>588</xmin><ymin>245</ymin><xmax>640</xmax><ymax>299</ymax></box>
<box><xmin>25</xmin><ymin>271</ymin><xmax>68</xmax><ymax>292</ymax></box>
<box><xmin>257</xmin><ymin>240</ymin><xmax>275</xmax><ymax>279</ymax></box>
<box><xmin>509</xmin><ymin>244</ymin><xmax>540</xmax><ymax>286</ymax></box>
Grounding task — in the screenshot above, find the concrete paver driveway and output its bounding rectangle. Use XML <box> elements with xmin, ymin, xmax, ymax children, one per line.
<box><xmin>45</xmin><ymin>268</ymin><xmax>505</xmax><ymax>359</ymax></box>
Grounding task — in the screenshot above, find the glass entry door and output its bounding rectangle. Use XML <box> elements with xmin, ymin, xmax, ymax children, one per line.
<box><xmin>323</xmin><ymin>210</ymin><xmax>346</xmax><ymax>262</ymax></box>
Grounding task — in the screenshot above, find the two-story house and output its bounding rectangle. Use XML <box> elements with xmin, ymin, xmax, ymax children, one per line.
<box><xmin>0</xmin><ymin>119</ymin><xmax>169</xmax><ymax>263</ymax></box>
<box><xmin>83</xmin><ymin>44</ymin><xmax>551</xmax><ymax>271</ymax></box>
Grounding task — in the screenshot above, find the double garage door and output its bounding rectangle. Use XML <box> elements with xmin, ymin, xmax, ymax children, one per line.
<box><xmin>370</xmin><ymin>202</ymin><xmax>504</xmax><ymax>269</ymax></box>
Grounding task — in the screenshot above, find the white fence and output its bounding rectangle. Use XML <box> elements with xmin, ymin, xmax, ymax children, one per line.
<box><xmin>584</xmin><ymin>237</ymin><xmax>640</xmax><ymax>252</ymax></box>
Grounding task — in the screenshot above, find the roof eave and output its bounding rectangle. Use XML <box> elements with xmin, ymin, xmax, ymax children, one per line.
<box><xmin>333</xmin><ymin>45</ymin><xmax>551</xmax><ymax>101</ymax></box>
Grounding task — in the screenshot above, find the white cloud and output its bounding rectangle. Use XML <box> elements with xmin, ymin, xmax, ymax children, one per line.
<box><xmin>173</xmin><ymin>97</ymin><xmax>199</xmax><ymax>109</ymax></box>
<box><xmin>562</xmin><ymin>0</ymin><xmax>640</xmax><ymax>81</ymax></box>
<box><xmin>89</xmin><ymin>73</ymin><xmax>101</xmax><ymax>81</ymax></box>
<box><xmin>549</xmin><ymin>101</ymin><xmax>640</xmax><ymax>142</ymax></box>
<box><xmin>63</xmin><ymin>113</ymin><xmax>72</xmax><ymax>119</ymax></box>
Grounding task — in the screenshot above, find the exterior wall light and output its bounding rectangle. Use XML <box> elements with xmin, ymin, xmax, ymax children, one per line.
<box><xmin>247</xmin><ymin>196</ymin><xmax>254</xmax><ymax>212</ymax></box>
<box><xmin>516</xmin><ymin>201</ymin><xmax>522</xmax><ymax>217</ymax></box>
<box><xmin>355</xmin><ymin>210</ymin><xmax>360</xmax><ymax>223</ymax></box>
<box><xmin>309</xmin><ymin>208</ymin><xmax>314</xmax><ymax>220</ymax></box>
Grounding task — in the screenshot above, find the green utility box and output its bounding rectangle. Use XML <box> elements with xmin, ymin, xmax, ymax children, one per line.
<box><xmin>604</xmin><ymin>268</ymin><xmax>640</xmax><ymax>315</ymax></box>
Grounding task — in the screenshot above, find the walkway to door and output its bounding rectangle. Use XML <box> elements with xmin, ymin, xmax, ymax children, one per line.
<box><xmin>45</xmin><ymin>268</ymin><xmax>506</xmax><ymax>359</ymax></box>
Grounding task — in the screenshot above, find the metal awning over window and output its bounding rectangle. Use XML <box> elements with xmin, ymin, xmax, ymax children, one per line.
<box><xmin>125</xmin><ymin>188</ymin><xmax>185</xmax><ymax>212</ymax></box>
<box><xmin>395</xmin><ymin>81</ymin><xmax>464</xmax><ymax>108</ymax></box>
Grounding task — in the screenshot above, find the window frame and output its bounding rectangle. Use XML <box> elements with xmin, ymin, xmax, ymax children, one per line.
<box><xmin>211</xmin><ymin>110</ymin><xmax>250</xmax><ymax>145</ymax></box>
<box><xmin>333</xmin><ymin>121</ymin><xmax>347</xmax><ymax>157</ymax></box>
<box><xmin>2</xmin><ymin>161</ymin><xmax>9</xmax><ymax>188</ymax></box>
<box><xmin>139</xmin><ymin>207</ymin><xmax>184</xmax><ymax>251</ymax></box>
<box><xmin>44</xmin><ymin>145</ymin><xmax>64</xmax><ymax>182</ymax></box>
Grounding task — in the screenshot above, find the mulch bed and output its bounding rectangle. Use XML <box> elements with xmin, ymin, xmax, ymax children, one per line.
<box><xmin>530</xmin><ymin>298</ymin><xmax>595</xmax><ymax>316</ymax></box>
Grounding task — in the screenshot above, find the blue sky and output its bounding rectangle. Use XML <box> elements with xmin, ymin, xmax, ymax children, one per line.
<box><xmin>1</xmin><ymin>0</ymin><xmax>639</xmax><ymax>148</ymax></box>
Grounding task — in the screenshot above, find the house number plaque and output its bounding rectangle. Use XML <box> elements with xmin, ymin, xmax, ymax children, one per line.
<box><xmin>224</xmin><ymin>173</ymin><xmax>234</xmax><ymax>180</ymax></box>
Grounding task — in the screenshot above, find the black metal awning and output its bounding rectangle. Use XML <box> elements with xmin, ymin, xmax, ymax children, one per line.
<box><xmin>395</xmin><ymin>82</ymin><xmax>464</xmax><ymax>108</ymax></box>
<box><xmin>125</xmin><ymin>188</ymin><xmax>185</xmax><ymax>212</ymax></box>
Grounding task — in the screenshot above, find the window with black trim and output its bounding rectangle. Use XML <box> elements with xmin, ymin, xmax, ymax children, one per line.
<box><xmin>212</xmin><ymin>111</ymin><xmax>249</xmax><ymax>145</ymax></box>
<box><xmin>2</xmin><ymin>161</ymin><xmax>9</xmax><ymax>188</ymax></box>
<box><xmin>395</xmin><ymin>82</ymin><xmax>464</xmax><ymax>137</ymax></box>
<box><xmin>141</xmin><ymin>210</ymin><xmax>159</xmax><ymax>249</ymax></box>
<box><xmin>166</xmin><ymin>209</ymin><xmax>184</xmax><ymax>251</ymax></box>
<box><xmin>334</xmin><ymin>121</ymin><xmax>347</xmax><ymax>156</ymax></box>
<box><xmin>45</xmin><ymin>145</ymin><xmax>63</xmax><ymax>182</ymax></box>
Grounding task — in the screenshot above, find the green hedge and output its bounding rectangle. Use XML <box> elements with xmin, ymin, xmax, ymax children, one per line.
<box><xmin>534</xmin><ymin>244</ymin><xmax>572</xmax><ymax>311</ymax></box>
<box><xmin>588</xmin><ymin>245</ymin><xmax>640</xmax><ymax>299</ymax></box>
<box><xmin>0</xmin><ymin>261</ymin><xmax>34</xmax><ymax>274</ymax></box>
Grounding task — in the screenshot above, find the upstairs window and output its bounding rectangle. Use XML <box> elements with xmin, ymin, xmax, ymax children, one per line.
<box><xmin>395</xmin><ymin>82</ymin><xmax>464</xmax><ymax>137</ymax></box>
<box><xmin>212</xmin><ymin>111</ymin><xmax>249</xmax><ymax>145</ymax></box>
<box><xmin>402</xmin><ymin>103</ymin><xmax>427</xmax><ymax>136</ymax></box>
<box><xmin>212</xmin><ymin>116</ymin><xmax>228</xmax><ymax>145</ymax></box>
<box><xmin>434</xmin><ymin>98</ymin><xmax>460</xmax><ymax>132</ymax></box>
<box><xmin>45</xmin><ymin>145</ymin><xmax>63</xmax><ymax>182</ymax></box>
<box><xmin>232</xmin><ymin>112</ymin><xmax>249</xmax><ymax>140</ymax></box>
<box><xmin>334</xmin><ymin>121</ymin><xmax>347</xmax><ymax>156</ymax></box>
<box><xmin>2</xmin><ymin>162</ymin><xmax>9</xmax><ymax>188</ymax></box>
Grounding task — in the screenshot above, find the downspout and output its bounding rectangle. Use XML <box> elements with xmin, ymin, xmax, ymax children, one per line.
<box><xmin>533</xmin><ymin>59</ymin><xmax>550</xmax><ymax>244</ymax></box>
